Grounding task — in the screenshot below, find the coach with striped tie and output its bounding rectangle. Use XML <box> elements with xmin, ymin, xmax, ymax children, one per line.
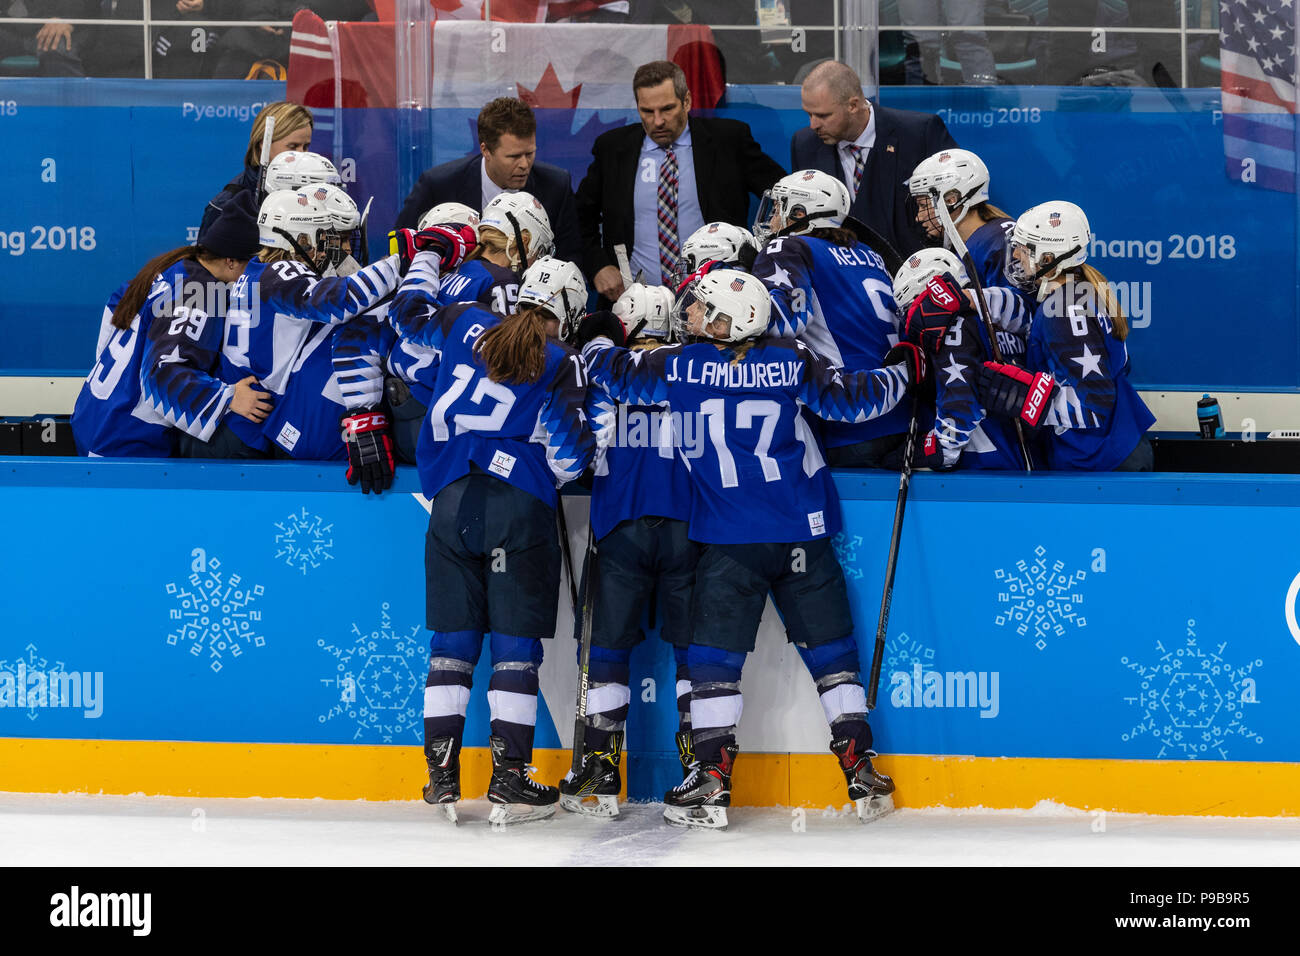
<box><xmin>576</xmin><ymin>60</ymin><xmax>785</xmax><ymax>303</ymax></box>
<box><xmin>791</xmin><ymin>60</ymin><xmax>958</xmax><ymax>260</ymax></box>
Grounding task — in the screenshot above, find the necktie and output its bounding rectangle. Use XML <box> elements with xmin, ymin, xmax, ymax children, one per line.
<box><xmin>848</xmin><ymin>144</ymin><xmax>866</xmax><ymax>198</ymax></box>
<box><xmin>657</xmin><ymin>147</ymin><xmax>680</xmax><ymax>282</ymax></box>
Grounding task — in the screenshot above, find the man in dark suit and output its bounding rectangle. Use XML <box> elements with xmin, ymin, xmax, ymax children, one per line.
<box><xmin>576</xmin><ymin>60</ymin><xmax>785</xmax><ymax>302</ymax></box>
<box><xmin>395</xmin><ymin>97</ymin><xmax>581</xmax><ymax>264</ymax></box>
<box><xmin>791</xmin><ymin>60</ymin><xmax>957</xmax><ymax>260</ymax></box>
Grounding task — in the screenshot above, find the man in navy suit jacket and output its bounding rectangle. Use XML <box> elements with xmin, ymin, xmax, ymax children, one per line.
<box><xmin>395</xmin><ymin>97</ymin><xmax>582</xmax><ymax>265</ymax></box>
<box><xmin>791</xmin><ymin>61</ymin><xmax>957</xmax><ymax>259</ymax></box>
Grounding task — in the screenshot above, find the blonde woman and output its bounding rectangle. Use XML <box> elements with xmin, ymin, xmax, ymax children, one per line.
<box><xmin>199</xmin><ymin>101</ymin><xmax>314</xmax><ymax>236</ymax></box>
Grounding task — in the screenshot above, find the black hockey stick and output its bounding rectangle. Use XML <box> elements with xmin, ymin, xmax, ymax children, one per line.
<box><xmin>570</xmin><ymin>521</ymin><xmax>598</xmax><ymax>775</ymax></box>
<box><xmin>867</xmin><ymin>389</ymin><xmax>921</xmax><ymax>711</ymax></box>
<box><xmin>557</xmin><ymin>498</ymin><xmax>579</xmax><ymax>611</ymax></box>
<box><xmin>930</xmin><ymin>189</ymin><xmax>1034</xmax><ymax>472</ymax></box>
<box><xmin>843</xmin><ymin>215</ymin><xmax>905</xmax><ymax>276</ymax></box>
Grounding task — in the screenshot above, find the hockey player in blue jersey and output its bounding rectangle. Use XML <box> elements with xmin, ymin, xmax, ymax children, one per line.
<box><xmin>894</xmin><ymin>248</ymin><xmax>1029</xmax><ymax>470</ymax></box>
<box><xmin>978</xmin><ymin>202</ymin><xmax>1155</xmax><ymax>471</ymax></box>
<box><xmin>180</xmin><ymin>185</ymin><xmax>402</xmax><ymax>464</ymax></box>
<box><xmin>72</xmin><ymin>192</ymin><xmax>267</xmax><ymax>457</ymax></box>
<box><xmin>577</xmin><ymin>268</ymin><xmax>926</xmax><ymax>830</ymax></box>
<box><xmin>391</xmin><ymin>245</ymin><xmax>597</xmax><ymax>826</ymax></box>
<box><xmin>752</xmin><ymin>169</ymin><xmax>912</xmax><ymax>469</ymax></box>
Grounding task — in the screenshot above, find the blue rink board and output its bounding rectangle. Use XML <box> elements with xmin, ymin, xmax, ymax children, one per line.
<box><xmin>1</xmin><ymin>461</ymin><xmax>1296</xmax><ymax>802</ymax></box>
<box><xmin>0</xmin><ymin>80</ymin><xmax>1296</xmax><ymax>393</ymax></box>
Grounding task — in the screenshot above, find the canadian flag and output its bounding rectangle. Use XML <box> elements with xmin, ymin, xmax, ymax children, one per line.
<box><xmin>288</xmin><ymin>11</ymin><xmax>723</xmax><ymax>111</ymax></box>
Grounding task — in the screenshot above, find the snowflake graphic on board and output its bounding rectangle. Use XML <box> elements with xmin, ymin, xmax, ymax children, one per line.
<box><xmin>831</xmin><ymin>532</ymin><xmax>865</xmax><ymax>580</ymax></box>
<box><xmin>993</xmin><ymin>545</ymin><xmax>1087</xmax><ymax>650</ymax></box>
<box><xmin>317</xmin><ymin>603</ymin><xmax>427</xmax><ymax>744</ymax></box>
<box><xmin>884</xmin><ymin>632</ymin><xmax>936</xmax><ymax>677</ymax></box>
<box><xmin>0</xmin><ymin>643</ymin><xmax>62</xmax><ymax>721</ymax></box>
<box><xmin>1121</xmin><ymin>622</ymin><xmax>1263</xmax><ymax>760</ymax></box>
<box><xmin>273</xmin><ymin>507</ymin><xmax>335</xmax><ymax>575</ymax></box>
<box><xmin>165</xmin><ymin>555</ymin><xmax>266</xmax><ymax>673</ymax></box>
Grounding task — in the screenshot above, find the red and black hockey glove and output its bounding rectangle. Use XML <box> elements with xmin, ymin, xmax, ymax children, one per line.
<box><xmin>977</xmin><ymin>361</ymin><xmax>1056</xmax><ymax>429</ymax></box>
<box><xmin>912</xmin><ymin>430</ymin><xmax>954</xmax><ymax>471</ymax></box>
<box><xmin>674</xmin><ymin>259</ymin><xmax>722</xmax><ymax>294</ymax></box>
<box><xmin>883</xmin><ymin>341</ymin><xmax>928</xmax><ymax>386</ymax></box>
<box><xmin>389</xmin><ymin>223</ymin><xmax>475</xmax><ymax>275</ymax></box>
<box><xmin>572</xmin><ymin>310</ymin><xmax>627</xmax><ymax>349</ymax></box>
<box><xmin>341</xmin><ymin>408</ymin><xmax>395</xmax><ymax>495</ymax></box>
<box><xmin>903</xmin><ymin>272</ymin><xmax>965</xmax><ymax>354</ymax></box>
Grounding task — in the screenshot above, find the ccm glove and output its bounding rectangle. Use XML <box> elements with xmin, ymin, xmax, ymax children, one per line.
<box><xmin>883</xmin><ymin>341</ymin><xmax>928</xmax><ymax>386</ymax></box>
<box><xmin>573</xmin><ymin>310</ymin><xmax>627</xmax><ymax>348</ymax></box>
<box><xmin>903</xmin><ymin>272</ymin><xmax>965</xmax><ymax>354</ymax></box>
<box><xmin>341</xmin><ymin>408</ymin><xmax>395</xmax><ymax>495</ymax></box>
<box><xmin>977</xmin><ymin>361</ymin><xmax>1056</xmax><ymax>429</ymax></box>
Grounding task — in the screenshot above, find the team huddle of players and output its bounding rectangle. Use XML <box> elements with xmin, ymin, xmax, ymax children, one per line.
<box><xmin>70</xmin><ymin>144</ymin><xmax>1153</xmax><ymax>830</ymax></box>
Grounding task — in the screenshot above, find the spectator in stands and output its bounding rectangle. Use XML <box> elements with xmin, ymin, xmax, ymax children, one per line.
<box><xmin>199</xmin><ymin>101</ymin><xmax>313</xmax><ymax>238</ymax></box>
<box><xmin>1</xmin><ymin>0</ymin><xmax>88</xmax><ymax>76</ymax></box>
<box><xmin>79</xmin><ymin>1</ymin><xmax>144</xmax><ymax>78</ymax></box>
<box><xmin>210</xmin><ymin>1</ymin><xmax>372</xmax><ymax>79</ymax></box>
<box><xmin>898</xmin><ymin>0</ymin><xmax>997</xmax><ymax>86</ymax></box>
<box><xmin>395</xmin><ymin>97</ymin><xmax>582</xmax><ymax>264</ymax></box>
<box><xmin>575</xmin><ymin>59</ymin><xmax>784</xmax><ymax>302</ymax></box>
<box><xmin>790</xmin><ymin>60</ymin><xmax>957</xmax><ymax>258</ymax></box>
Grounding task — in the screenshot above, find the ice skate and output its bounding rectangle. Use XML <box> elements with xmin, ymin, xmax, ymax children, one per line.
<box><xmin>486</xmin><ymin>735</ymin><xmax>558</xmax><ymax>827</ymax></box>
<box><xmin>662</xmin><ymin>743</ymin><xmax>736</xmax><ymax>831</ymax></box>
<box><xmin>558</xmin><ymin>731</ymin><xmax>622</xmax><ymax>819</ymax></box>
<box><xmin>675</xmin><ymin>730</ymin><xmax>697</xmax><ymax>780</ymax></box>
<box><xmin>422</xmin><ymin>736</ymin><xmax>461</xmax><ymax>824</ymax></box>
<box><xmin>830</xmin><ymin>737</ymin><xmax>895</xmax><ymax>824</ymax></box>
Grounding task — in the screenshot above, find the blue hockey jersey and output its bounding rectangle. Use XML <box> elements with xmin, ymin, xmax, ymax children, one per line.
<box><xmin>754</xmin><ymin>233</ymin><xmax>910</xmax><ymax>447</ymax></box>
<box><xmin>74</xmin><ymin>261</ymin><xmax>235</xmax><ymax>457</ymax></box>
<box><xmin>583</xmin><ymin>336</ymin><xmax>910</xmax><ymax>545</ymax></box>
<box><xmin>219</xmin><ymin>254</ymin><xmax>401</xmax><ymax>453</ymax></box>
<box><xmin>1027</xmin><ymin>282</ymin><xmax>1155</xmax><ymax>471</ymax></box>
<box><xmin>390</xmin><ymin>253</ymin><xmax>596</xmax><ymax>506</ymax></box>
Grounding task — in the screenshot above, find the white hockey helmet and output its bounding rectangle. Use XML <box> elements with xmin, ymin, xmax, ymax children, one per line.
<box><xmin>479</xmin><ymin>191</ymin><xmax>554</xmax><ymax>268</ymax></box>
<box><xmin>258</xmin><ymin>185</ymin><xmax>360</xmax><ymax>266</ymax></box>
<box><xmin>263</xmin><ymin>151</ymin><xmax>342</xmax><ymax>193</ymax></box>
<box><xmin>892</xmin><ymin>248</ymin><xmax>970</xmax><ymax>310</ymax></box>
<box><xmin>677</xmin><ymin>222</ymin><xmax>758</xmax><ymax>278</ymax></box>
<box><xmin>613</xmin><ymin>282</ymin><xmax>676</xmax><ymax>340</ymax></box>
<box><xmin>517</xmin><ymin>256</ymin><xmax>588</xmax><ymax>335</ymax></box>
<box><xmin>673</xmin><ymin>268</ymin><xmax>771</xmax><ymax>343</ymax></box>
<box><xmin>418</xmin><ymin>201</ymin><xmax>481</xmax><ymax>245</ymax></box>
<box><xmin>1004</xmin><ymin>201</ymin><xmax>1091</xmax><ymax>300</ymax></box>
<box><xmin>906</xmin><ymin>148</ymin><xmax>991</xmax><ymax>236</ymax></box>
<box><xmin>753</xmin><ymin>169</ymin><xmax>850</xmax><ymax>245</ymax></box>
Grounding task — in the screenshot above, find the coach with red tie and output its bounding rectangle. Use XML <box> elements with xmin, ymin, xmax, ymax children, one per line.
<box><xmin>791</xmin><ymin>60</ymin><xmax>958</xmax><ymax>259</ymax></box>
<box><xmin>576</xmin><ymin>60</ymin><xmax>785</xmax><ymax>302</ymax></box>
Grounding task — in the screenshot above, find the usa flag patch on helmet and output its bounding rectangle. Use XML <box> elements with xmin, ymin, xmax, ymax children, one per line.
<box><xmin>731</xmin><ymin>278</ymin><xmax>746</xmax><ymax>291</ymax></box>
<box><xmin>313</xmin><ymin>187</ymin><xmax>329</xmax><ymax>200</ymax></box>
<box><xmin>297</xmin><ymin>194</ymin><xmax>309</xmax><ymax>206</ymax></box>
<box><xmin>1049</xmin><ymin>212</ymin><xmax>1062</xmax><ymax>227</ymax></box>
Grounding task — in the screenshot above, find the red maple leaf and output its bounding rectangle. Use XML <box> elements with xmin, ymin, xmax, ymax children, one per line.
<box><xmin>517</xmin><ymin>63</ymin><xmax>582</xmax><ymax>109</ymax></box>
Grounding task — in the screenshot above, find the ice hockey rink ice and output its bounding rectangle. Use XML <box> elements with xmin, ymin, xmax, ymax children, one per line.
<box><xmin>1</xmin><ymin>793</ymin><xmax>1297</xmax><ymax>866</ymax></box>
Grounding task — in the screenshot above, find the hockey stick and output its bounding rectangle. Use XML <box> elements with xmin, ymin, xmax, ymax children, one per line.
<box><xmin>256</xmin><ymin>115</ymin><xmax>276</xmax><ymax>203</ymax></box>
<box><xmin>557</xmin><ymin>499</ymin><xmax>579</xmax><ymax>611</ymax></box>
<box><xmin>866</xmin><ymin>389</ymin><xmax>920</xmax><ymax>711</ymax></box>
<box><xmin>929</xmin><ymin>189</ymin><xmax>1034</xmax><ymax>472</ymax></box>
<box><xmin>843</xmin><ymin>215</ymin><xmax>904</xmax><ymax>276</ymax></box>
<box><xmin>570</xmin><ymin>520</ymin><xmax>598</xmax><ymax>774</ymax></box>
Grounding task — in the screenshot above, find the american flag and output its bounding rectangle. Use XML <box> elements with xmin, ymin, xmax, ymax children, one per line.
<box><xmin>1221</xmin><ymin>0</ymin><xmax>1298</xmax><ymax>192</ymax></box>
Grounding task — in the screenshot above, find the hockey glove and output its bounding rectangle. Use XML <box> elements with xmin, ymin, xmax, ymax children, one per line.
<box><xmin>341</xmin><ymin>408</ymin><xmax>395</xmax><ymax>495</ymax></box>
<box><xmin>912</xmin><ymin>430</ymin><xmax>955</xmax><ymax>471</ymax></box>
<box><xmin>674</xmin><ymin>259</ymin><xmax>722</xmax><ymax>294</ymax></box>
<box><xmin>903</xmin><ymin>272</ymin><xmax>965</xmax><ymax>354</ymax></box>
<box><xmin>977</xmin><ymin>361</ymin><xmax>1056</xmax><ymax>429</ymax></box>
<box><xmin>388</xmin><ymin>224</ymin><xmax>475</xmax><ymax>275</ymax></box>
<box><xmin>573</xmin><ymin>310</ymin><xmax>627</xmax><ymax>349</ymax></box>
<box><xmin>883</xmin><ymin>342</ymin><xmax>927</xmax><ymax>387</ymax></box>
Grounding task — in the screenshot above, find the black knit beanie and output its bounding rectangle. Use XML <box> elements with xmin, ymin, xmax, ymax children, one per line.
<box><xmin>200</xmin><ymin>189</ymin><xmax>261</xmax><ymax>260</ymax></box>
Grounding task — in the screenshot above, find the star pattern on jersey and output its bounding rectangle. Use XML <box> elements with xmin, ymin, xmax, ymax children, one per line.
<box><xmin>1071</xmin><ymin>344</ymin><xmax>1103</xmax><ymax>379</ymax></box>
<box><xmin>165</xmin><ymin>554</ymin><xmax>266</xmax><ymax>674</ymax></box>
<box><xmin>941</xmin><ymin>353</ymin><xmax>968</xmax><ymax>385</ymax></box>
<box><xmin>763</xmin><ymin>262</ymin><xmax>793</xmax><ymax>288</ymax></box>
<box><xmin>157</xmin><ymin>346</ymin><xmax>184</xmax><ymax>367</ymax></box>
<box><xmin>316</xmin><ymin>603</ymin><xmax>427</xmax><ymax>744</ymax></box>
<box><xmin>1121</xmin><ymin>623</ymin><xmax>1264</xmax><ymax>759</ymax></box>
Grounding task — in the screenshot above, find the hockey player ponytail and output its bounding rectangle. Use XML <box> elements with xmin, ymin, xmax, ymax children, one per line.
<box><xmin>111</xmin><ymin>245</ymin><xmax>202</xmax><ymax>330</ymax></box>
<box><xmin>1079</xmin><ymin>264</ymin><xmax>1128</xmax><ymax>340</ymax></box>
<box><xmin>475</xmin><ymin>306</ymin><xmax>549</xmax><ymax>384</ymax></box>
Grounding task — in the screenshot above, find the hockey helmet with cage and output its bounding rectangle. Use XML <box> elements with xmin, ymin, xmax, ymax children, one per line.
<box><xmin>264</xmin><ymin>151</ymin><xmax>342</xmax><ymax>193</ymax></box>
<box><xmin>892</xmin><ymin>247</ymin><xmax>969</xmax><ymax>310</ymax></box>
<box><xmin>675</xmin><ymin>222</ymin><xmax>759</xmax><ymax>284</ymax></box>
<box><xmin>906</xmin><ymin>148</ymin><xmax>991</xmax><ymax>237</ymax></box>
<box><xmin>258</xmin><ymin>184</ymin><xmax>360</xmax><ymax>266</ymax></box>
<box><xmin>1004</xmin><ymin>201</ymin><xmax>1091</xmax><ymax>300</ymax></box>
<box><xmin>753</xmin><ymin>169</ymin><xmax>850</xmax><ymax>246</ymax></box>
<box><xmin>480</xmin><ymin>192</ymin><xmax>554</xmax><ymax>269</ymax></box>
<box><xmin>517</xmin><ymin>256</ymin><xmax>588</xmax><ymax>337</ymax></box>
<box><xmin>673</xmin><ymin>268</ymin><xmax>771</xmax><ymax>344</ymax></box>
<box><xmin>613</xmin><ymin>283</ymin><xmax>676</xmax><ymax>341</ymax></box>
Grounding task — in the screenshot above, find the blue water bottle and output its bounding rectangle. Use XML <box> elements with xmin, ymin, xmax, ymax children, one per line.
<box><xmin>1197</xmin><ymin>394</ymin><xmax>1224</xmax><ymax>439</ymax></box>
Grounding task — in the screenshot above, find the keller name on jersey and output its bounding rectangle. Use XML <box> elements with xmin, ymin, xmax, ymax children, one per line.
<box><xmin>665</xmin><ymin>356</ymin><xmax>802</xmax><ymax>389</ymax></box>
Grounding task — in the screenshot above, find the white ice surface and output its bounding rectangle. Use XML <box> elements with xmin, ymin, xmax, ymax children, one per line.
<box><xmin>2</xmin><ymin>792</ymin><xmax>1298</xmax><ymax>866</ymax></box>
